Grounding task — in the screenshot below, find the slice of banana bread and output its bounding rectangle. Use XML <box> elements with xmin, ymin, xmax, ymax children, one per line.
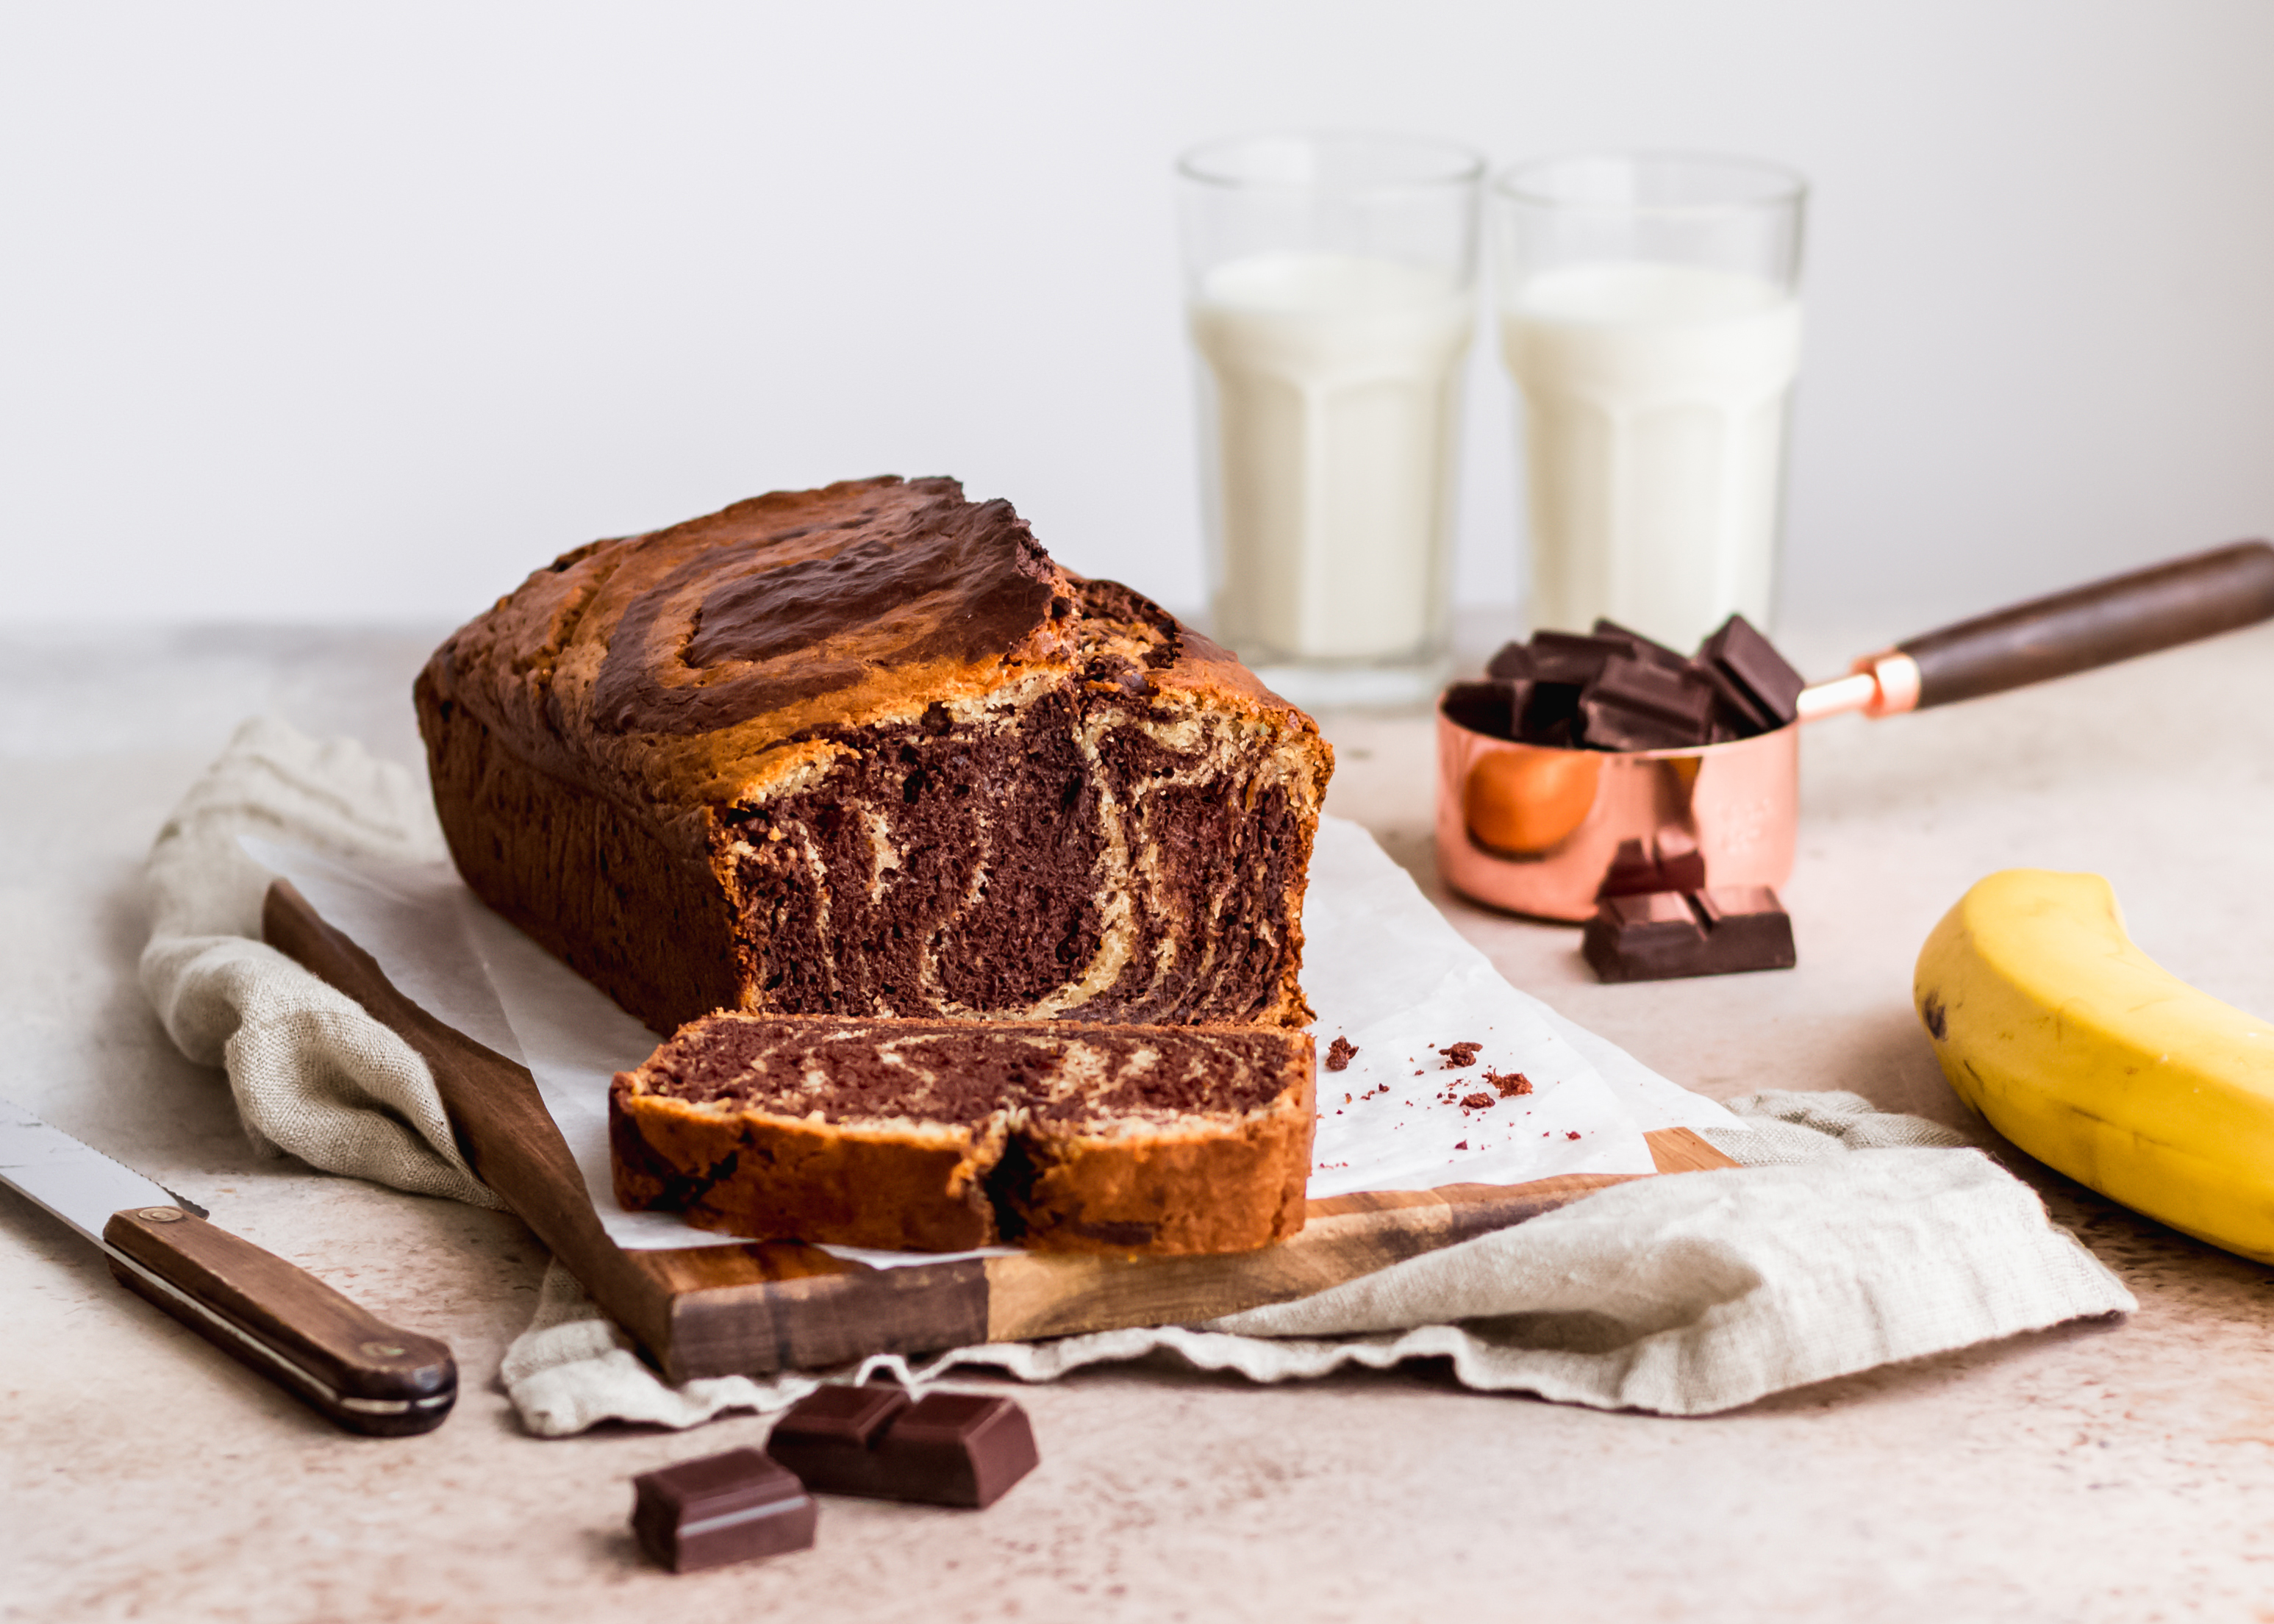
<box><xmin>610</xmin><ymin>1011</ymin><xmax>1315</xmax><ymax>1253</ymax></box>
<box><xmin>415</xmin><ymin>475</ymin><xmax>1333</xmax><ymax>1036</ymax></box>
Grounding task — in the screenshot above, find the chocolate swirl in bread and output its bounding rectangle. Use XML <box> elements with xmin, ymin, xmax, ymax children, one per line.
<box><xmin>416</xmin><ymin>476</ymin><xmax>1333</xmax><ymax>1037</ymax></box>
<box><xmin>611</xmin><ymin>1011</ymin><xmax>1315</xmax><ymax>1253</ymax></box>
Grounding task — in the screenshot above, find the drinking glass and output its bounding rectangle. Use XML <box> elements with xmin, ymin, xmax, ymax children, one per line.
<box><xmin>1179</xmin><ymin>132</ymin><xmax>1484</xmax><ymax>707</ymax></box>
<box><xmin>1495</xmin><ymin>152</ymin><xmax>1806</xmax><ymax>652</ymax></box>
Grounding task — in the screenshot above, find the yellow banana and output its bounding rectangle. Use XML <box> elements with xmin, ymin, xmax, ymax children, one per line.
<box><xmin>1914</xmin><ymin>868</ymin><xmax>2274</xmax><ymax>1264</ymax></box>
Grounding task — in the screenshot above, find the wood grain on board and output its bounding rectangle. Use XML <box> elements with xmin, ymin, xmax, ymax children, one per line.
<box><xmin>263</xmin><ymin>879</ymin><xmax>1738</xmax><ymax>1381</ymax></box>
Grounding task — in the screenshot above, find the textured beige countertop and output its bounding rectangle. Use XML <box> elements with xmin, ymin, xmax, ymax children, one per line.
<box><xmin>3</xmin><ymin>620</ymin><xmax>2272</xmax><ymax>1623</ymax></box>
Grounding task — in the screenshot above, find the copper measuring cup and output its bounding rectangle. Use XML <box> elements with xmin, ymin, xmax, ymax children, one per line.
<box><xmin>1438</xmin><ymin>540</ymin><xmax>2274</xmax><ymax>920</ymax></box>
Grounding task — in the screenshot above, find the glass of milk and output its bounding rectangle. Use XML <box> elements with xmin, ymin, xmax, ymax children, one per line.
<box><xmin>1179</xmin><ymin>132</ymin><xmax>1484</xmax><ymax>708</ymax></box>
<box><xmin>1495</xmin><ymin>153</ymin><xmax>1806</xmax><ymax>653</ymax></box>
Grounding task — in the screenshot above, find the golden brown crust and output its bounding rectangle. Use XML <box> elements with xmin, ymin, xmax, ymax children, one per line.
<box><xmin>415</xmin><ymin>670</ymin><xmax>746</xmax><ymax>1028</ymax></box>
<box><xmin>997</xmin><ymin>1082</ymin><xmax>1315</xmax><ymax>1255</ymax></box>
<box><xmin>421</xmin><ymin>476</ymin><xmax>1329</xmax><ymax>822</ymax></box>
<box><xmin>609</xmin><ymin>1090</ymin><xmax>1002</xmax><ymax>1252</ymax></box>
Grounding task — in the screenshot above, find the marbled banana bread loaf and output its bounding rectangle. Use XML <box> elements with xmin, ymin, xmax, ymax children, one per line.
<box><xmin>611</xmin><ymin>1012</ymin><xmax>1315</xmax><ymax>1253</ymax></box>
<box><xmin>415</xmin><ymin>476</ymin><xmax>1334</xmax><ymax>1037</ymax></box>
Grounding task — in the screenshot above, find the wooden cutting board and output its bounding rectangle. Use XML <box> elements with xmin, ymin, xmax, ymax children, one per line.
<box><xmin>264</xmin><ymin>879</ymin><xmax>1737</xmax><ymax>1381</ymax></box>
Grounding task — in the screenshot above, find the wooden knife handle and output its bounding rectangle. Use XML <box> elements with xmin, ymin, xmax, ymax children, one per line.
<box><xmin>1898</xmin><ymin>539</ymin><xmax>2274</xmax><ymax>709</ymax></box>
<box><xmin>102</xmin><ymin>1205</ymin><xmax>457</xmax><ymax>1437</ymax></box>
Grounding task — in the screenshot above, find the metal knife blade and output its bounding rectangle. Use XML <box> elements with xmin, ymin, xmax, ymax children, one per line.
<box><xmin>0</xmin><ymin>1095</ymin><xmax>457</xmax><ymax>1436</ymax></box>
<box><xmin>0</xmin><ymin>1094</ymin><xmax>197</xmax><ymax>1239</ymax></box>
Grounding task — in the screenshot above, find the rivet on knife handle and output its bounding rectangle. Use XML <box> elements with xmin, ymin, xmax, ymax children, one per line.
<box><xmin>101</xmin><ymin>1206</ymin><xmax>457</xmax><ymax>1437</ymax></box>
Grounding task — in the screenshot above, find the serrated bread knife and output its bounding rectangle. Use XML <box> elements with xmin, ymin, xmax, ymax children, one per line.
<box><xmin>0</xmin><ymin>1095</ymin><xmax>455</xmax><ymax>1435</ymax></box>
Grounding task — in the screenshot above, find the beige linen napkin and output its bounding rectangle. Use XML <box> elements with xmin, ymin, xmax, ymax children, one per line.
<box><xmin>140</xmin><ymin>716</ymin><xmax>498</xmax><ymax>1209</ymax></box>
<box><xmin>501</xmin><ymin>1096</ymin><xmax>2131</xmax><ymax>1430</ymax></box>
<box><xmin>140</xmin><ymin>718</ymin><xmax>2136</xmax><ymax>1430</ymax></box>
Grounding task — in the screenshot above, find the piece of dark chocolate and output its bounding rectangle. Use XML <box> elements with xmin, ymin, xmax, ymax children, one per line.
<box><xmin>1692</xmin><ymin>886</ymin><xmax>1802</xmax><ymax>967</ymax></box>
<box><xmin>1528</xmin><ymin>630</ymin><xmax>1631</xmax><ymax>687</ymax></box>
<box><xmin>1578</xmin><ymin>656</ymin><xmax>1716</xmax><ymax>750</ymax></box>
<box><xmin>1441</xmin><ymin>679</ymin><xmax>1520</xmax><ymax>740</ymax></box>
<box><xmin>1483</xmin><ymin>641</ymin><xmax>1537</xmax><ymax>682</ymax></box>
<box><xmin>1518</xmin><ymin>679</ymin><xmax>1584</xmax><ymax>745</ymax></box>
<box><xmin>1698</xmin><ymin>615</ymin><xmax>1806</xmax><ymax>729</ymax></box>
<box><xmin>1581</xmin><ymin>886</ymin><xmax>1798</xmax><ymax>982</ymax></box>
<box><xmin>1598</xmin><ymin>832</ymin><xmax>1708</xmax><ymax>898</ymax></box>
<box><xmin>1698</xmin><ymin>662</ymin><xmax>1777</xmax><ymax>735</ymax></box>
<box><xmin>768</xmin><ymin>1387</ymin><xmax>1039</xmax><ymax>1509</ymax></box>
<box><xmin>765</xmin><ymin>1385</ymin><xmax>909</xmax><ymax>1500</ymax></box>
<box><xmin>1444</xmin><ymin>659</ymin><xmax>1580</xmax><ymax>747</ymax></box>
<box><xmin>1454</xmin><ymin>620</ymin><xmax>1806</xmax><ymax>753</ymax></box>
<box><xmin>1591</xmin><ymin>618</ymin><xmax>1691</xmax><ymax>671</ymax></box>
<box><xmin>632</xmin><ymin>1447</ymin><xmax>818</xmax><ymax>1573</ymax></box>
<box><xmin>874</xmin><ymin>1392</ymin><xmax>1040</xmax><ymax>1508</ymax></box>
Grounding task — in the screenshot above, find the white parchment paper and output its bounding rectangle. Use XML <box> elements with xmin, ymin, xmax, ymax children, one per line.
<box><xmin>1298</xmin><ymin>818</ymin><xmax>1731</xmax><ymax>1195</ymax></box>
<box><xmin>244</xmin><ymin>818</ymin><xmax>1736</xmax><ymax>1261</ymax></box>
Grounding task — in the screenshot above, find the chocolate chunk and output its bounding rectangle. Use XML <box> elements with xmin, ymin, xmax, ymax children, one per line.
<box><xmin>1440</xmin><ymin>679</ymin><xmax>1519</xmax><ymax>740</ymax></box>
<box><xmin>1487</xmin><ymin>1069</ymin><xmax>1532</xmax><ymax>1097</ymax></box>
<box><xmin>779</xmin><ymin>1383</ymin><xmax>908</xmax><ymax>1450</ymax></box>
<box><xmin>1483</xmin><ymin>642</ymin><xmax>1537</xmax><ymax>681</ymax></box>
<box><xmin>1445</xmin><ymin>670</ymin><xmax>1583</xmax><ymax>747</ymax></box>
<box><xmin>1693</xmin><ymin>886</ymin><xmax>1803</xmax><ymax>968</ymax></box>
<box><xmin>1451</xmin><ymin>620</ymin><xmax>1804</xmax><ymax>752</ymax></box>
<box><xmin>1460</xmin><ymin>1091</ymin><xmax>1495</xmax><ymax>1109</ymax></box>
<box><xmin>1578</xmin><ymin>656</ymin><xmax>1716</xmax><ymax>750</ymax></box>
<box><xmin>1599</xmin><ymin>831</ymin><xmax>1708</xmax><ymax>898</ymax></box>
<box><xmin>1518</xmin><ymin>680</ymin><xmax>1585</xmax><ymax>746</ymax></box>
<box><xmin>1698</xmin><ymin>661</ymin><xmax>1778</xmax><ymax>734</ymax></box>
<box><xmin>1698</xmin><ymin>615</ymin><xmax>1806</xmax><ymax>729</ymax></box>
<box><xmin>631</xmin><ymin>1448</ymin><xmax>817</xmax><ymax>1573</ymax></box>
<box><xmin>1437</xmin><ymin>1042</ymin><xmax>1481</xmax><ymax>1069</ymax></box>
<box><xmin>1590</xmin><ymin>618</ymin><xmax>1690</xmax><ymax>671</ymax></box>
<box><xmin>1324</xmin><ymin>1035</ymin><xmax>1358</xmax><ymax>1072</ymax></box>
<box><xmin>768</xmin><ymin>1387</ymin><xmax>1039</xmax><ymax>1509</ymax></box>
<box><xmin>1581</xmin><ymin>886</ymin><xmax>1798</xmax><ymax>982</ymax></box>
<box><xmin>1528</xmin><ymin>630</ymin><xmax>1631</xmax><ymax>686</ymax></box>
<box><xmin>765</xmin><ymin>1386</ymin><xmax>909</xmax><ymax>1499</ymax></box>
<box><xmin>874</xmin><ymin>1392</ymin><xmax>1040</xmax><ymax>1508</ymax></box>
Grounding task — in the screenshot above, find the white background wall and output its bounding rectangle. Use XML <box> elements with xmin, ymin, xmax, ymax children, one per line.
<box><xmin>4</xmin><ymin>1</ymin><xmax>2270</xmax><ymax>638</ymax></box>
